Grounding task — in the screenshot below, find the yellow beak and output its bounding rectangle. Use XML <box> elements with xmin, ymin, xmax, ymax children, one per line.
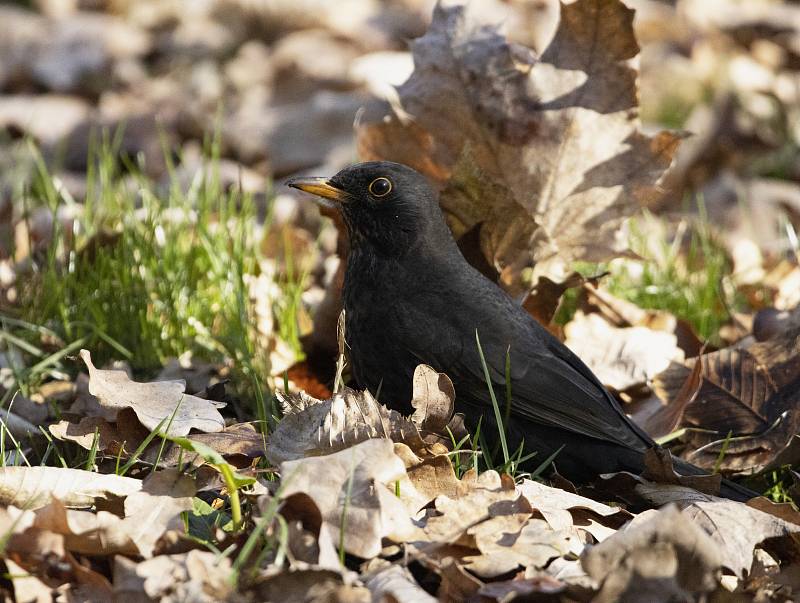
<box><xmin>285</xmin><ymin>177</ymin><xmax>349</xmax><ymax>205</ymax></box>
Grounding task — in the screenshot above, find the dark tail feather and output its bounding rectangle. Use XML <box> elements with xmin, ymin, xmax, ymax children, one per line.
<box><xmin>671</xmin><ymin>456</ymin><xmax>757</xmax><ymax>502</ymax></box>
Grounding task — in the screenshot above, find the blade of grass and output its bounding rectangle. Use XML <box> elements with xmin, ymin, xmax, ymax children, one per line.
<box><xmin>475</xmin><ymin>330</ymin><xmax>509</xmax><ymax>466</ymax></box>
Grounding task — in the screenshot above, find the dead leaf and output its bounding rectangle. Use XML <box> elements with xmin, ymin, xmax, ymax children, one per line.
<box><xmin>653</xmin><ymin>326</ymin><xmax>800</xmax><ymax>473</ymax></box>
<box><xmin>410</xmin><ymin>364</ymin><xmax>455</xmax><ymax>435</ymax></box>
<box><xmin>582</xmin><ymin>505</ymin><xmax>721</xmax><ymax>602</ymax></box>
<box><xmin>641</xmin><ymin>447</ymin><xmax>722</xmax><ymax>497</ymax></box>
<box><xmin>266</xmin><ymin>387</ymin><xmax>424</xmax><ymax>464</ymax></box>
<box><xmin>79</xmin><ymin>349</ymin><xmax>225</xmax><ymax>437</ymax></box>
<box><xmin>683</xmin><ymin>499</ymin><xmax>800</xmax><ymax>578</ymax></box>
<box><xmin>278</xmin><ymin>438</ymin><xmax>416</xmax><ymax>559</ymax></box>
<box><xmin>31</xmin><ymin>469</ymin><xmax>194</xmax><ymax>558</ymax></box>
<box><xmin>113</xmin><ymin>550</ymin><xmax>233</xmax><ymax>602</ymax></box>
<box><xmin>464</xmin><ymin>517</ymin><xmax>571</xmax><ymax>578</ymax></box>
<box><xmin>0</xmin><ymin>466</ymin><xmax>142</xmax><ymax>509</ymax></box>
<box><xmin>357</xmin><ymin>0</ymin><xmax>680</xmax><ymax>290</ymax></box>
<box><xmin>640</xmin><ymin>349</ymin><xmax>704</xmax><ymax>440</ymax></box>
<box><xmin>366</xmin><ymin>565</ymin><xmax>437</xmax><ymax>603</ymax></box>
<box><xmin>565</xmin><ymin>312</ymin><xmax>684</xmax><ymax>391</ymax></box>
<box><xmin>121</xmin><ymin>469</ymin><xmax>196</xmax><ymax>557</ymax></box>
<box><xmin>517</xmin><ymin>478</ymin><xmax>631</xmax><ymax>533</ymax></box>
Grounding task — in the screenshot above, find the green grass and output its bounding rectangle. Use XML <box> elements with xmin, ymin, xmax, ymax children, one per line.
<box><xmin>556</xmin><ymin>210</ymin><xmax>746</xmax><ymax>343</ymax></box>
<box><xmin>1</xmin><ymin>133</ymin><xmax>295</xmax><ymax>424</ymax></box>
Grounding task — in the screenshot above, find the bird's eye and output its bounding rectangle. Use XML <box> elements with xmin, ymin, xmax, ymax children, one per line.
<box><xmin>368</xmin><ymin>177</ymin><xmax>392</xmax><ymax>197</ymax></box>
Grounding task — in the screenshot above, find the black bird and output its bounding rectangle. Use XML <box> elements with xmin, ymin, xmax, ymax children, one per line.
<box><xmin>287</xmin><ymin>161</ymin><xmax>754</xmax><ymax>501</ymax></box>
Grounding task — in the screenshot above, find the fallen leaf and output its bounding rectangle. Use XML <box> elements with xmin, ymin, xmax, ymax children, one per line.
<box><xmin>0</xmin><ymin>466</ymin><xmax>142</xmax><ymax>509</ymax></box>
<box><xmin>465</xmin><ymin>517</ymin><xmax>571</xmax><ymax>578</ymax></box>
<box><xmin>653</xmin><ymin>325</ymin><xmax>800</xmax><ymax>473</ymax></box>
<box><xmin>266</xmin><ymin>387</ymin><xmax>424</xmax><ymax>464</ymax></box>
<box><xmin>410</xmin><ymin>364</ymin><xmax>455</xmax><ymax>435</ymax></box>
<box><xmin>32</xmin><ymin>469</ymin><xmax>194</xmax><ymax>558</ymax></box>
<box><xmin>358</xmin><ymin>0</ymin><xmax>680</xmax><ymax>290</ymax></box>
<box><xmin>565</xmin><ymin>312</ymin><xmax>684</xmax><ymax>391</ymax></box>
<box><xmin>683</xmin><ymin>499</ymin><xmax>800</xmax><ymax>578</ymax></box>
<box><xmin>366</xmin><ymin>565</ymin><xmax>437</xmax><ymax>603</ymax></box>
<box><xmin>79</xmin><ymin>349</ymin><xmax>225</xmax><ymax>437</ymax></box>
<box><xmin>516</xmin><ymin>478</ymin><xmax>631</xmax><ymax>533</ymax></box>
<box><xmin>278</xmin><ymin>438</ymin><xmax>416</xmax><ymax>559</ymax></box>
<box><xmin>113</xmin><ymin>550</ymin><xmax>233</xmax><ymax>602</ymax></box>
<box><xmin>582</xmin><ymin>505</ymin><xmax>721</xmax><ymax>602</ymax></box>
<box><xmin>121</xmin><ymin>469</ymin><xmax>196</xmax><ymax>557</ymax></box>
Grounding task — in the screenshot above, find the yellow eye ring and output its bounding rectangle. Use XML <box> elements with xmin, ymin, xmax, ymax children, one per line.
<box><xmin>368</xmin><ymin>177</ymin><xmax>392</xmax><ymax>197</ymax></box>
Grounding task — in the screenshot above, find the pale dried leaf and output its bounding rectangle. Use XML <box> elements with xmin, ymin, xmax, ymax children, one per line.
<box><xmin>0</xmin><ymin>466</ymin><xmax>141</xmax><ymax>509</ymax></box>
<box><xmin>582</xmin><ymin>505</ymin><xmax>721</xmax><ymax>602</ymax></box>
<box><xmin>410</xmin><ymin>364</ymin><xmax>455</xmax><ymax>434</ymax></box>
<box><xmin>564</xmin><ymin>312</ymin><xmax>684</xmax><ymax>391</ymax></box>
<box><xmin>113</xmin><ymin>550</ymin><xmax>233</xmax><ymax>602</ymax></box>
<box><xmin>267</xmin><ymin>387</ymin><xmax>424</xmax><ymax>464</ymax></box>
<box><xmin>279</xmin><ymin>438</ymin><xmax>417</xmax><ymax>559</ymax></box>
<box><xmin>366</xmin><ymin>565</ymin><xmax>436</xmax><ymax>603</ymax></box>
<box><xmin>683</xmin><ymin>499</ymin><xmax>800</xmax><ymax>578</ymax></box>
<box><xmin>465</xmin><ymin>517</ymin><xmax>571</xmax><ymax>578</ymax></box>
<box><xmin>358</xmin><ymin>0</ymin><xmax>680</xmax><ymax>288</ymax></box>
<box><xmin>517</xmin><ymin>478</ymin><xmax>629</xmax><ymax>532</ymax></box>
<box><xmin>121</xmin><ymin>469</ymin><xmax>196</xmax><ymax>558</ymax></box>
<box><xmin>79</xmin><ymin>349</ymin><xmax>225</xmax><ymax>437</ymax></box>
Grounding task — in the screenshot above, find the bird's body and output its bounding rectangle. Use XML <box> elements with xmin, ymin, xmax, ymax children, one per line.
<box><xmin>288</xmin><ymin>161</ymin><xmax>754</xmax><ymax>499</ymax></box>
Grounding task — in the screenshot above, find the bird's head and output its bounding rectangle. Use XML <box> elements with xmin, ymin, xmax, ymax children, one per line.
<box><xmin>287</xmin><ymin>161</ymin><xmax>447</xmax><ymax>256</ymax></box>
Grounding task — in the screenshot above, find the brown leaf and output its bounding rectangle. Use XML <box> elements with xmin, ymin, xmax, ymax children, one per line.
<box><xmin>266</xmin><ymin>387</ymin><xmax>424</xmax><ymax>464</ymax></box>
<box><xmin>517</xmin><ymin>478</ymin><xmax>631</xmax><ymax>534</ymax></box>
<box><xmin>683</xmin><ymin>499</ymin><xmax>800</xmax><ymax>577</ymax></box>
<box><xmin>564</xmin><ymin>312</ymin><xmax>685</xmax><ymax>392</ymax></box>
<box><xmin>366</xmin><ymin>565</ymin><xmax>437</xmax><ymax>603</ymax></box>
<box><xmin>464</xmin><ymin>517</ymin><xmax>571</xmax><ymax>578</ymax></box>
<box><xmin>653</xmin><ymin>326</ymin><xmax>800</xmax><ymax>473</ymax></box>
<box><xmin>31</xmin><ymin>469</ymin><xmax>194</xmax><ymax>558</ymax></box>
<box><xmin>278</xmin><ymin>438</ymin><xmax>417</xmax><ymax>559</ymax></box>
<box><xmin>582</xmin><ymin>505</ymin><xmax>721</xmax><ymax>602</ymax></box>
<box><xmin>640</xmin><ymin>349</ymin><xmax>704</xmax><ymax>440</ymax></box>
<box><xmin>410</xmin><ymin>364</ymin><xmax>455</xmax><ymax>435</ymax></box>
<box><xmin>79</xmin><ymin>349</ymin><xmax>225</xmax><ymax>437</ymax></box>
<box><xmin>113</xmin><ymin>550</ymin><xmax>233</xmax><ymax>602</ymax></box>
<box><xmin>641</xmin><ymin>448</ymin><xmax>722</xmax><ymax>496</ymax></box>
<box><xmin>0</xmin><ymin>466</ymin><xmax>142</xmax><ymax>509</ymax></box>
<box><xmin>357</xmin><ymin>0</ymin><xmax>680</xmax><ymax>290</ymax></box>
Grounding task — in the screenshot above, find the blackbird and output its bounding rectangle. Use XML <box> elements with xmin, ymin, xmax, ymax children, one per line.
<box><xmin>288</xmin><ymin>161</ymin><xmax>754</xmax><ymax>501</ymax></box>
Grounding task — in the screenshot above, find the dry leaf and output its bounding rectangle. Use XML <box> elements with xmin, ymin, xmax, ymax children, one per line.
<box><xmin>357</xmin><ymin>0</ymin><xmax>680</xmax><ymax>290</ymax></box>
<box><xmin>564</xmin><ymin>312</ymin><xmax>684</xmax><ymax>391</ymax></box>
<box><xmin>582</xmin><ymin>505</ymin><xmax>721</xmax><ymax>602</ymax></box>
<box><xmin>517</xmin><ymin>478</ymin><xmax>630</xmax><ymax>533</ymax></box>
<box><xmin>113</xmin><ymin>550</ymin><xmax>233</xmax><ymax>602</ymax></box>
<box><xmin>121</xmin><ymin>469</ymin><xmax>196</xmax><ymax>557</ymax></box>
<box><xmin>465</xmin><ymin>517</ymin><xmax>571</xmax><ymax>578</ymax></box>
<box><xmin>683</xmin><ymin>499</ymin><xmax>800</xmax><ymax>578</ymax></box>
<box><xmin>278</xmin><ymin>438</ymin><xmax>416</xmax><ymax>559</ymax></box>
<box><xmin>410</xmin><ymin>364</ymin><xmax>455</xmax><ymax>434</ymax></box>
<box><xmin>653</xmin><ymin>325</ymin><xmax>800</xmax><ymax>473</ymax></box>
<box><xmin>79</xmin><ymin>349</ymin><xmax>225</xmax><ymax>437</ymax></box>
<box><xmin>31</xmin><ymin>469</ymin><xmax>194</xmax><ymax>558</ymax></box>
<box><xmin>366</xmin><ymin>565</ymin><xmax>437</xmax><ymax>603</ymax></box>
<box><xmin>266</xmin><ymin>387</ymin><xmax>424</xmax><ymax>464</ymax></box>
<box><xmin>0</xmin><ymin>466</ymin><xmax>142</xmax><ymax>509</ymax></box>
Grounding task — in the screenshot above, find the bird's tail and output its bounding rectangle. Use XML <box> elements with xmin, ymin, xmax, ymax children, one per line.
<box><xmin>671</xmin><ymin>456</ymin><xmax>758</xmax><ymax>502</ymax></box>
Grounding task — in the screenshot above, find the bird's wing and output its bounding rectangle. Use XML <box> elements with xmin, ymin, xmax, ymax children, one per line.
<box><xmin>395</xmin><ymin>281</ymin><xmax>652</xmax><ymax>451</ymax></box>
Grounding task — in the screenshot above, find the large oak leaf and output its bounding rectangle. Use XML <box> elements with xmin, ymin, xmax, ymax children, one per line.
<box><xmin>357</xmin><ymin>0</ymin><xmax>680</xmax><ymax>291</ymax></box>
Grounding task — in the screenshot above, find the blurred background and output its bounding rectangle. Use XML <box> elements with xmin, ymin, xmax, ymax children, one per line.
<box><xmin>0</xmin><ymin>0</ymin><xmax>798</xmax><ymax>430</ymax></box>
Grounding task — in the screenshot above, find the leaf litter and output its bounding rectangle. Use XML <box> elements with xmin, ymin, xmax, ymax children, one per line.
<box><xmin>2</xmin><ymin>0</ymin><xmax>800</xmax><ymax>601</ymax></box>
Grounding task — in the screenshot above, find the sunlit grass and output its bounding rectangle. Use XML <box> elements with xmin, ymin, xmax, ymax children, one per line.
<box><xmin>557</xmin><ymin>210</ymin><xmax>746</xmax><ymax>343</ymax></box>
<box><xmin>3</xmin><ymin>133</ymin><xmax>285</xmax><ymax>424</ymax></box>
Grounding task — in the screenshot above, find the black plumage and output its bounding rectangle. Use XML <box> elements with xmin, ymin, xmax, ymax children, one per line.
<box><xmin>287</xmin><ymin>161</ymin><xmax>754</xmax><ymax>501</ymax></box>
